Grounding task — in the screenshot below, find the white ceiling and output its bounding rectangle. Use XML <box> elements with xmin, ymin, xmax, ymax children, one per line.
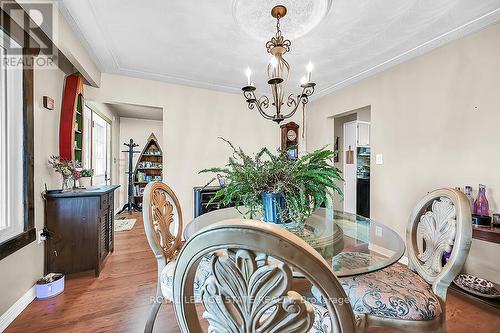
<box><xmin>59</xmin><ymin>0</ymin><xmax>500</xmax><ymax>98</ymax></box>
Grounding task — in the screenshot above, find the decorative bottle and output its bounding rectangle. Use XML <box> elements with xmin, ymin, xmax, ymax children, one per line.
<box><xmin>464</xmin><ymin>186</ymin><xmax>475</xmax><ymax>212</ymax></box>
<box><xmin>474</xmin><ymin>184</ymin><xmax>489</xmax><ymax>216</ymax></box>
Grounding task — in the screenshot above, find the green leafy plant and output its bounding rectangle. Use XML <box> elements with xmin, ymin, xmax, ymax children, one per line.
<box><xmin>80</xmin><ymin>169</ymin><xmax>94</xmax><ymax>177</ymax></box>
<box><xmin>200</xmin><ymin>138</ymin><xmax>343</xmax><ymax>222</ymax></box>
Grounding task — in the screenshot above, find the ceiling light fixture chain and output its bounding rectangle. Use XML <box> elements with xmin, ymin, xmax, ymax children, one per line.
<box><xmin>242</xmin><ymin>5</ymin><xmax>316</xmax><ymax>124</ymax></box>
<box><xmin>275</xmin><ymin>12</ymin><xmax>282</xmax><ymax>38</ymax></box>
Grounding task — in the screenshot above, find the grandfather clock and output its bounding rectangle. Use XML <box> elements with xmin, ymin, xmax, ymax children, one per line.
<box><xmin>280</xmin><ymin>122</ymin><xmax>299</xmax><ymax>160</ymax></box>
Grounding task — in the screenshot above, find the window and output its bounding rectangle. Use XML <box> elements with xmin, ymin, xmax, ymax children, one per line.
<box><xmin>92</xmin><ymin>113</ymin><xmax>107</xmax><ymax>185</ymax></box>
<box><xmin>0</xmin><ymin>7</ymin><xmax>36</xmax><ymax>260</ymax></box>
<box><xmin>0</xmin><ymin>29</ymin><xmax>25</xmax><ymax>244</ymax></box>
<box><xmin>83</xmin><ymin>108</ymin><xmax>112</xmax><ymax>187</ymax></box>
<box><xmin>82</xmin><ymin>105</ymin><xmax>112</xmax><ymax>187</ymax></box>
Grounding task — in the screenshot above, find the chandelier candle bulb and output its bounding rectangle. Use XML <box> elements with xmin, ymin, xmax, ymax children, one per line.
<box><xmin>307</xmin><ymin>62</ymin><xmax>314</xmax><ymax>81</ymax></box>
<box><xmin>245</xmin><ymin>68</ymin><xmax>252</xmax><ymax>86</ymax></box>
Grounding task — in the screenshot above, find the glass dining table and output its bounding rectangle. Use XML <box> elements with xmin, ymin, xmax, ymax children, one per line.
<box><xmin>184</xmin><ymin>207</ymin><xmax>406</xmax><ymax>277</ymax></box>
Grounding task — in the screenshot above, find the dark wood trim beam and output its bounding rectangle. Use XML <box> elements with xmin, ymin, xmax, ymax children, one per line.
<box><xmin>0</xmin><ymin>7</ymin><xmax>36</xmax><ymax>259</ymax></box>
<box><xmin>0</xmin><ymin>229</ymin><xmax>36</xmax><ymax>260</ymax></box>
<box><xmin>473</xmin><ymin>225</ymin><xmax>500</xmax><ymax>244</ymax></box>
<box><xmin>23</xmin><ymin>66</ymin><xmax>35</xmax><ymax>232</ymax></box>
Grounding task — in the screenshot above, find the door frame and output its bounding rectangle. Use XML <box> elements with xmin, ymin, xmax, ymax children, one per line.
<box><xmin>84</xmin><ymin>103</ymin><xmax>112</xmax><ymax>186</ymax></box>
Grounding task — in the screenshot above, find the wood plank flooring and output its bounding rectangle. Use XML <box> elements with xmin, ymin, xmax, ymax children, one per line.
<box><xmin>6</xmin><ymin>212</ymin><xmax>500</xmax><ymax>332</ymax></box>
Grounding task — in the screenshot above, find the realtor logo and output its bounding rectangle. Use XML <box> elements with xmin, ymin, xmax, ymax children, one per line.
<box><xmin>0</xmin><ymin>0</ymin><xmax>58</xmax><ymax>68</ymax></box>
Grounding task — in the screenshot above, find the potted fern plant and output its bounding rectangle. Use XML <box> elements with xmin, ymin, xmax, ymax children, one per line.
<box><xmin>200</xmin><ymin>138</ymin><xmax>343</xmax><ymax>224</ymax></box>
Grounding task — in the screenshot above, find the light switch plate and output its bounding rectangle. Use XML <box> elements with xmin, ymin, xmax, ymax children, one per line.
<box><xmin>375</xmin><ymin>226</ymin><xmax>383</xmax><ymax>237</ymax></box>
<box><xmin>376</xmin><ymin>154</ymin><xmax>383</xmax><ymax>165</ymax></box>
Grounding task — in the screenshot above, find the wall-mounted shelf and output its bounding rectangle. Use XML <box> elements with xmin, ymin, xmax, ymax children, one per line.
<box><xmin>60</xmin><ymin>74</ymin><xmax>84</xmax><ymax>164</ymax></box>
<box><xmin>472</xmin><ymin>225</ymin><xmax>500</xmax><ymax>244</ymax></box>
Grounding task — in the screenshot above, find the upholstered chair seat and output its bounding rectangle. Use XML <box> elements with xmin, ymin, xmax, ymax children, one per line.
<box><xmin>160</xmin><ymin>256</ymin><xmax>211</xmax><ymax>301</ymax></box>
<box><xmin>309</xmin><ymin>265</ymin><xmax>443</xmax><ymax>333</ymax></box>
<box><xmin>340</xmin><ymin>263</ymin><xmax>441</xmax><ymax>321</ymax></box>
<box><xmin>310</xmin><ymin>189</ymin><xmax>471</xmax><ymax>333</ymax></box>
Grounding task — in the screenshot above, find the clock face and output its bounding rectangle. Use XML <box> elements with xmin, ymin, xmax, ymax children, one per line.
<box><xmin>287</xmin><ymin>129</ymin><xmax>297</xmax><ymax>141</ymax></box>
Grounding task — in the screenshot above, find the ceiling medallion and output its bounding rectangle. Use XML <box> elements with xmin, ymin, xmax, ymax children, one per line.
<box><xmin>234</xmin><ymin>0</ymin><xmax>332</xmax><ymax>41</ymax></box>
<box><xmin>242</xmin><ymin>5</ymin><xmax>316</xmax><ymax>124</ymax></box>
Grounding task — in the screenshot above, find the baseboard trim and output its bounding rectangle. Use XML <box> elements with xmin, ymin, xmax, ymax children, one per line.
<box><xmin>0</xmin><ymin>286</ymin><xmax>35</xmax><ymax>331</ymax></box>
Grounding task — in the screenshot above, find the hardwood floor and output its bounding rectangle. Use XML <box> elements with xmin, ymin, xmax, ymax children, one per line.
<box><xmin>6</xmin><ymin>212</ymin><xmax>500</xmax><ymax>332</ymax></box>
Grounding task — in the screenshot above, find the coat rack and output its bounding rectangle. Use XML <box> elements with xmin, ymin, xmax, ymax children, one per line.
<box><xmin>117</xmin><ymin>139</ymin><xmax>141</xmax><ymax>214</ymax></box>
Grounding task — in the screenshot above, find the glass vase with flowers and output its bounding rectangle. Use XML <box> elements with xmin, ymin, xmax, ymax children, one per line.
<box><xmin>48</xmin><ymin>156</ymin><xmax>80</xmax><ymax>192</ymax></box>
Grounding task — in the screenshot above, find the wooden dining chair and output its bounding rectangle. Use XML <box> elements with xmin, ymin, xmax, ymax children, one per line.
<box><xmin>338</xmin><ymin>188</ymin><xmax>472</xmax><ymax>332</ymax></box>
<box><xmin>142</xmin><ymin>181</ymin><xmax>211</xmax><ymax>333</ymax></box>
<box><xmin>172</xmin><ymin>218</ymin><xmax>364</xmax><ymax>333</ymax></box>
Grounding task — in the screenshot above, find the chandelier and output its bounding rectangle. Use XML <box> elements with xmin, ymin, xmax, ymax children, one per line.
<box><xmin>242</xmin><ymin>5</ymin><xmax>316</xmax><ymax>124</ymax></box>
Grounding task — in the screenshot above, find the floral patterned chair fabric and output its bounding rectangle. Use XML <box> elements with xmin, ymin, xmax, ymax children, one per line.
<box><xmin>310</xmin><ymin>189</ymin><xmax>471</xmax><ymax>333</ymax></box>
<box><xmin>339</xmin><ymin>263</ymin><xmax>441</xmax><ymax>321</ymax></box>
<box><xmin>160</xmin><ymin>256</ymin><xmax>211</xmax><ymax>301</ymax></box>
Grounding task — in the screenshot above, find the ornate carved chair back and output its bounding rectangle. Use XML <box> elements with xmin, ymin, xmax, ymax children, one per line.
<box><xmin>173</xmin><ymin>219</ymin><xmax>359</xmax><ymax>333</ymax></box>
<box><xmin>143</xmin><ymin>181</ymin><xmax>183</xmax><ymax>263</ymax></box>
<box><xmin>406</xmin><ymin>188</ymin><xmax>472</xmax><ymax>302</ymax></box>
<box><xmin>142</xmin><ymin>181</ymin><xmax>184</xmax><ymax>333</ymax></box>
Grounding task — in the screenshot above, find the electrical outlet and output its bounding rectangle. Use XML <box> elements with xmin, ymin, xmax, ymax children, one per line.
<box><xmin>37</xmin><ymin>228</ymin><xmax>46</xmax><ymax>244</ymax></box>
<box><xmin>376</xmin><ymin>154</ymin><xmax>383</xmax><ymax>165</ymax></box>
<box><xmin>375</xmin><ymin>226</ymin><xmax>383</xmax><ymax>237</ymax></box>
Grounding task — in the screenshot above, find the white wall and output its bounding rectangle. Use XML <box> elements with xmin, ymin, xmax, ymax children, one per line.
<box><xmin>0</xmin><ymin>64</ymin><xmax>64</xmax><ymax>315</ymax></box>
<box><xmin>308</xmin><ymin>22</ymin><xmax>500</xmax><ymax>283</ymax></box>
<box><xmin>118</xmin><ymin>117</ymin><xmax>163</xmax><ymax>208</ymax></box>
<box><xmin>86</xmin><ymin>74</ymin><xmax>281</xmax><ymax>221</ymax></box>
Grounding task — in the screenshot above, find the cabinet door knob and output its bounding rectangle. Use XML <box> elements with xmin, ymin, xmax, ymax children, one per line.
<box><xmin>54</xmin><ymin>250</ymin><xmax>58</xmax><ymax>257</ymax></box>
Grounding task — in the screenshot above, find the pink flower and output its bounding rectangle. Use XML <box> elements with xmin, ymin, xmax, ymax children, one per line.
<box><xmin>72</xmin><ymin>169</ymin><xmax>81</xmax><ymax>180</ymax></box>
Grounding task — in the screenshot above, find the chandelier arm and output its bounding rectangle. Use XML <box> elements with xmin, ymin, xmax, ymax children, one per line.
<box><xmin>280</xmin><ymin>84</ymin><xmax>315</xmax><ymax>120</ymax></box>
<box><xmin>244</xmin><ymin>90</ymin><xmax>275</xmax><ymax>120</ymax></box>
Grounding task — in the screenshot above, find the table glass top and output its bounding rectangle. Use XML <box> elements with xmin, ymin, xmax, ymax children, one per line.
<box><xmin>184</xmin><ymin>207</ymin><xmax>405</xmax><ymax>277</ymax></box>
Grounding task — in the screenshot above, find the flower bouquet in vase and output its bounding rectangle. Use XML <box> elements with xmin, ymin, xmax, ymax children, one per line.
<box><xmin>48</xmin><ymin>156</ymin><xmax>79</xmax><ymax>192</ymax></box>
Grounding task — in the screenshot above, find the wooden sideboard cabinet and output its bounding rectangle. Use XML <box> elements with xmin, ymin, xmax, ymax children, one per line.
<box><xmin>44</xmin><ymin>185</ymin><xmax>120</xmax><ymax>277</ymax></box>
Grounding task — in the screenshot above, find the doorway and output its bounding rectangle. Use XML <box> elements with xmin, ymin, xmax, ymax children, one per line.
<box><xmin>333</xmin><ymin>106</ymin><xmax>371</xmax><ymax>217</ymax></box>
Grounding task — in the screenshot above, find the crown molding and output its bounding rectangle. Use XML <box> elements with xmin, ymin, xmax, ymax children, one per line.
<box><xmin>59</xmin><ymin>1</ymin><xmax>500</xmax><ymax>99</ymax></box>
<box><xmin>313</xmin><ymin>7</ymin><xmax>500</xmax><ymax>100</ymax></box>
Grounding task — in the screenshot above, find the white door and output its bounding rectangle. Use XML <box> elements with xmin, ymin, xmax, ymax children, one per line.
<box><xmin>92</xmin><ymin>113</ymin><xmax>110</xmax><ymax>186</ymax></box>
<box><xmin>357</xmin><ymin>122</ymin><xmax>370</xmax><ymax>147</ymax></box>
<box><xmin>343</xmin><ymin>121</ymin><xmax>357</xmax><ymax>214</ymax></box>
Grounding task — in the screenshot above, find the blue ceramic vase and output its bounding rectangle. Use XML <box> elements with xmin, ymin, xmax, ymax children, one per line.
<box><xmin>261</xmin><ymin>192</ymin><xmax>287</xmax><ymax>224</ymax></box>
